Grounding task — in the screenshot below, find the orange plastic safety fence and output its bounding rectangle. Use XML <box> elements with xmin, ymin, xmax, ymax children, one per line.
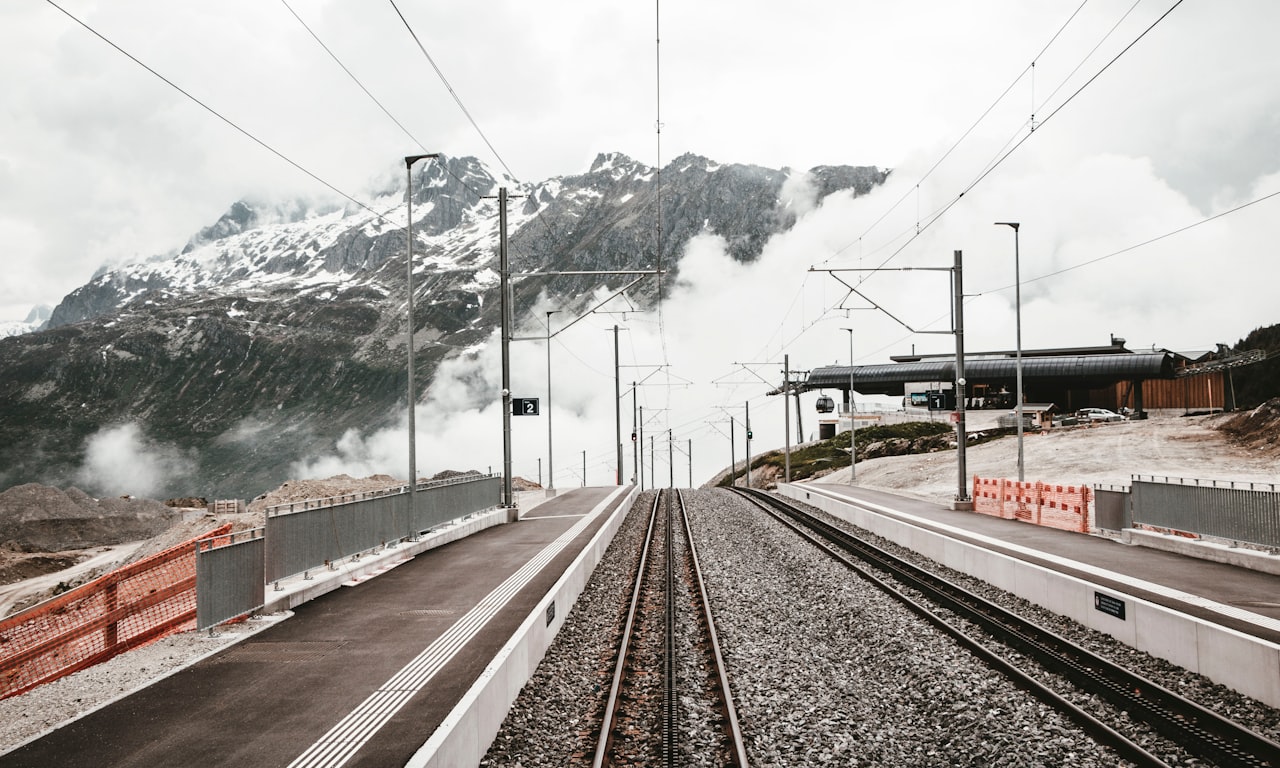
<box><xmin>971</xmin><ymin>477</ymin><xmax>1090</xmax><ymax>534</ymax></box>
<box><xmin>0</xmin><ymin>523</ymin><xmax>232</xmax><ymax>700</ymax></box>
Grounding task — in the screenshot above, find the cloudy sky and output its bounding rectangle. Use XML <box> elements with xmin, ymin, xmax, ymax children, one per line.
<box><xmin>6</xmin><ymin>1</ymin><xmax>1280</xmax><ymax>488</ymax></box>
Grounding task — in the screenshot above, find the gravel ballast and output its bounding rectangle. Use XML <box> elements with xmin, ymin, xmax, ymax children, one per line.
<box><xmin>485</xmin><ymin>490</ymin><xmax>1145</xmax><ymax>766</ymax></box>
<box><xmin>6</xmin><ymin>485</ymin><xmax>1277</xmax><ymax>764</ymax></box>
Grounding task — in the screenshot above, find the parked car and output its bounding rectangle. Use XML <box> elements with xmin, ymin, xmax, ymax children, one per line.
<box><xmin>1077</xmin><ymin>407</ymin><xmax>1126</xmax><ymax>423</ymax></box>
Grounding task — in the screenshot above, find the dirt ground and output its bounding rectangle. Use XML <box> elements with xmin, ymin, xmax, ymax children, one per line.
<box><xmin>811</xmin><ymin>408</ymin><xmax>1280</xmax><ymax>504</ymax></box>
<box><xmin>0</xmin><ymin>474</ymin><xmax>409</xmax><ymax>618</ymax></box>
<box><xmin>3</xmin><ymin>413</ymin><xmax>1277</xmax><ymax>617</ymax></box>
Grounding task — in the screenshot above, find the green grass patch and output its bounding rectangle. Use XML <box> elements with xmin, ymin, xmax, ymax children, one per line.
<box><xmin>717</xmin><ymin>420</ymin><xmax>955</xmax><ymax>486</ymax></box>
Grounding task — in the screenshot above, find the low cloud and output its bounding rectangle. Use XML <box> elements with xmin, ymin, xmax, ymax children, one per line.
<box><xmin>75</xmin><ymin>423</ymin><xmax>196</xmax><ymax>498</ymax></box>
<box><xmin>285</xmin><ymin>135</ymin><xmax>1280</xmax><ymax>488</ymax></box>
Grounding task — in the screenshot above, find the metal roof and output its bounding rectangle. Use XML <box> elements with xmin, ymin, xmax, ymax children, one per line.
<box><xmin>803</xmin><ymin>352</ymin><xmax>1176</xmax><ymax>395</ymax></box>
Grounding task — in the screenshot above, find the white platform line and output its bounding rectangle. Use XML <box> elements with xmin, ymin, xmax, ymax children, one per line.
<box><xmin>287</xmin><ymin>500</ymin><xmax>608</xmax><ymax>768</ymax></box>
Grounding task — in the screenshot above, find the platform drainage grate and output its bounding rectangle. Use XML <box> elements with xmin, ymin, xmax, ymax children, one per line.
<box><xmin>398</xmin><ymin>609</ymin><xmax>458</xmax><ymax>617</ymax></box>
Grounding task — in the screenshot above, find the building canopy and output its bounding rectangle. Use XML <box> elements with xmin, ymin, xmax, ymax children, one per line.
<box><xmin>803</xmin><ymin>351</ymin><xmax>1177</xmax><ymax>396</ymax></box>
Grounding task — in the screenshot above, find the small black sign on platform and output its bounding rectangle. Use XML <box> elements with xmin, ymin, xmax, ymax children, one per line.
<box><xmin>545</xmin><ymin>601</ymin><xmax>556</xmax><ymax>626</ymax></box>
<box><xmin>512</xmin><ymin>397</ymin><xmax>540</xmax><ymax>416</ymax></box>
<box><xmin>1095</xmin><ymin>592</ymin><xmax>1126</xmax><ymax>620</ymax></box>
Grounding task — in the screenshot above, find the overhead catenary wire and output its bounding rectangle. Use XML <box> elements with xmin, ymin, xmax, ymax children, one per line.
<box><xmin>44</xmin><ymin>0</ymin><xmax>396</xmax><ymax>226</ymax></box>
<box><xmin>386</xmin><ymin>0</ymin><xmax>519</xmax><ymax>184</ymax></box>
<box><xmin>280</xmin><ymin>0</ymin><xmax>429</xmax><ymax>155</ymax></box>
<box><xmin>817</xmin><ymin>0</ymin><xmax>1090</xmax><ymax>268</ymax></box>
<box><xmin>281</xmin><ymin>0</ymin><xmax>502</xmax><ymax>205</ymax></box>
<box><xmin>854</xmin><ymin>0</ymin><xmax>1187</xmax><ymax>279</ymax></box>
<box><xmin>838</xmin><ymin>185</ymin><xmax>1280</xmax><ymax>363</ymax></box>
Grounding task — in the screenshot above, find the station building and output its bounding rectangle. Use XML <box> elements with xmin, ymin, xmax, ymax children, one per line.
<box><xmin>801</xmin><ymin>335</ymin><xmax>1261</xmax><ymax>432</ymax></box>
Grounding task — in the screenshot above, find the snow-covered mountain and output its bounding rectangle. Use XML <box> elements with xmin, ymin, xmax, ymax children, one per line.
<box><xmin>0</xmin><ymin>153</ymin><xmax>887</xmax><ymax>498</ymax></box>
<box><xmin>0</xmin><ymin>305</ymin><xmax>51</xmax><ymax>339</ymax></box>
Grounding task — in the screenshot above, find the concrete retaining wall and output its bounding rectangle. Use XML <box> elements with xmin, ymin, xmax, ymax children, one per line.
<box><xmin>778</xmin><ymin>483</ymin><xmax>1280</xmax><ymax>708</ymax></box>
<box><xmin>405</xmin><ymin>485</ymin><xmax>638</xmax><ymax>768</ymax></box>
<box><xmin>1122</xmin><ymin>528</ymin><xmax>1280</xmax><ymax>577</ymax></box>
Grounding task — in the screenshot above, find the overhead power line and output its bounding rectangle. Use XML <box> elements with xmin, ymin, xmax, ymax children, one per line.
<box><xmin>280</xmin><ymin>0</ymin><xmax>429</xmax><ymax>154</ymax></box>
<box><xmin>1022</xmin><ymin>188</ymin><xmax>1280</xmax><ymax>287</ymax></box>
<box><xmin>45</xmin><ymin>0</ymin><xmax>396</xmax><ymax>224</ymax></box>
<box><xmin>387</xmin><ymin>0</ymin><xmax>519</xmax><ymax>183</ymax></box>
<box><xmin>858</xmin><ymin>0</ymin><xmax>1187</xmax><ymax>277</ymax></box>
<box><xmin>818</xmin><ymin>1</ymin><xmax>1090</xmax><ymax>268</ymax></box>
<box><xmin>281</xmin><ymin>0</ymin><xmax>496</xmax><ymax>204</ymax></box>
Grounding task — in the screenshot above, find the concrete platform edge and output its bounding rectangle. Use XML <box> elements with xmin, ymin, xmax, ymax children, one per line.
<box><xmin>405</xmin><ymin>485</ymin><xmax>638</xmax><ymax>768</ymax></box>
<box><xmin>1120</xmin><ymin>528</ymin><xmax>1280</xmax><ymax>577</ymax></box>
<box><xmin>260</xmin><ymin>508</ymin><xmax>508</xmax><ymax>615</ymax></box>
<box><xmin>778</xmin><ymin>483</ymin><xmax>1280</xmax><ymax>709</ymax></box>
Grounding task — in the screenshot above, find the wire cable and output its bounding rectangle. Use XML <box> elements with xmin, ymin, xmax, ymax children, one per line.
<box><xmin>278</xmin><ymin>1</ymin><xmax>501</xmax><ymax>206</ymax></box>
<box><xmin>45</xmin><ymin>0</ymin><xmax>395</xmax><ymax>225</ymax></box>
<box><xmin>280</xmin><ymin>0</ymin><xmax>430</xmax><ymax>155</ymax></box>
<box><xmin>861</xmin><ymin>0</ymin><xmax>1187</xmax><ymax>276</ymax></box>
<box><xmin>817</xmin><ymin>1</ymin><xmax>1089</xmax><ymax>268</ymax></box>
<box><xmin>1023</xmin><ymin>187</ymin><xmax>1280</xmax><ymax>287</ymax></box>
<box><xmin>386</xmin><ymin>0</ymin><xmax>520</xmax><ymax>183</ymax></box>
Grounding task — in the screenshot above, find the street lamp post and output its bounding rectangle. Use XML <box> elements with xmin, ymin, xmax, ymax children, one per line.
<box><xmin>545</xmin><ymin>310</ymin><xmax>559</xmax><ymax>495</ymax></box>
<box><xmin>995</xmin><ymin>222</ymin><xmax>1024</xmax><ymax>482</ymax></box>
<box><xmin>404</xmin><ymin>153</ymin><xmax>439</xmax><ymax>532</ymax></box>
<box><xmin>841</xmin><ymin>327</ymin><xmax>856</xmax><ymax>484</ymax></box>
<box><xmin>639</xmin><ymin>404</ymin><xmax>645</xmax><ymax>491</ymax></box>
<box><xmin>614</xmin><ymin>325</ymin><xmax>622</xmax><ymax>485</ymax></box>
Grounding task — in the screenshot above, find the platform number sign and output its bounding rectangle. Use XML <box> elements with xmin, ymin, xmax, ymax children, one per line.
<box><xmin>512</xmin><ymin>397</ymin><xmax>540</xmax><ymax>416</ymax></box>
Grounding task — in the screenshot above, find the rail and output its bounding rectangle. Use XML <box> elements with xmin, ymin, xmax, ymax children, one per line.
<box><xmin>594</xmin><ymin>492</ymin><xmax>660</xmax><ymax>766</ymax></box>
<box><xmin>676</xmin><ymin>490</ymin><xmax>749</xmax><ymax>767</ymax></box>
<box><xmin>593</xmin><ymin>490</ymin><xmax>749</xmax><ymax>767</ymax></box>
<box><xmin>734</xmin><ymin>487</ymin><xmax>1280</xmax><ymax>768</ymax></box>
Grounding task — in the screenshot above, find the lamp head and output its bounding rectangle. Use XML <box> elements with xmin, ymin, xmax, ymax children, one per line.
<box><xmin>405</xmin><ymin>153</ymin><xmax>440</xmax><ymax>168</ymax></box>
<box><xmin>994</xmin><ymin>221</ymin><xmax>1020</xmax><ymax>231</ymax></box>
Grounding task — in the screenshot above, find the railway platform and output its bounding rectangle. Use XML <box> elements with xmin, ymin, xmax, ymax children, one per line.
<box><xmin>0</xmin><ymin>485</ymin><xmax>636</xmax><ymax>768</ymax></box>
<box><xmin>785</xmin><ymin>481</ymin><xmax>1280</xmax><ymax>707</ymax></box>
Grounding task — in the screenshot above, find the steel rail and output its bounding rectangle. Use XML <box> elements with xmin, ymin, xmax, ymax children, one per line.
<box><xmin>676</xmin><ymin>490</ymin><xmax>751</xmax><ymax>767</ymax></box>
<box><xmin>663</xmin><ymin>490</ymin><xmax>677</xmax><ymax>764</ymax></box>
<box><xmin>593</xmin><ymin>491</ymin><xmax>661</xmax><ymax>767</ymax></box>
<box><xmin>731</xmin><ymin>488</ymin><xmax>1165</xmax><ymax>767</ymax></box>
<box><xmin>735</xmin><ymin>488</ymin><xmax>1280</xmax><ymax>768</ymax></box>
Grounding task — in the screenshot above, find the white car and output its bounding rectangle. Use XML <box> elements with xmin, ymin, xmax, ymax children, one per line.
<box><xmin>1077</xmin><ymin>407</ymin><xmax>1125</xmax><ymax>423</ymax></box>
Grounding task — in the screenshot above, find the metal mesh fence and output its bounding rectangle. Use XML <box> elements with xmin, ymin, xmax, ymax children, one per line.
<box><xmin>1131</xmin><ymin>476</ymin><xmax>1280</xmax><ymax>547</ymax></box>
<box><xmin>0</xmin><ymin>523</ymin><xmax>232</xmax><ymax>700</ymax></box>
<box><xmin>264</xmin><ymin>474</ymin><xmax>500</xmax><ymax>584</ymax></box>
<box><xmin>196</xmin><ymin>528</ymin><xmax>266</xmax><ymax>631</ymax></box>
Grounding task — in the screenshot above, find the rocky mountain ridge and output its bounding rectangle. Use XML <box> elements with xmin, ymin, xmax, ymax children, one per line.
<box><xmin>0</xmin><ymin>153</ymin><xmax>888</xmax><ymax>499</ymax></box>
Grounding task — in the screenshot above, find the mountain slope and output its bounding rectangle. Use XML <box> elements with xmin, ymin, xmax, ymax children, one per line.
<box><xmin>0</xmin><ymin>153</ymin><xmax>887</xmax><ymax>498</ymax></box>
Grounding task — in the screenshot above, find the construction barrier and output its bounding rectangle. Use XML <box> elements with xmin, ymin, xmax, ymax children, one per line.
<box><xmin>972</xmin><ymin>477</ymin><xmax>1091</xmax><ymax>533</ymax></box>
<box><xmin>0</xmin><ymin>523</ymin><xmax>232</xmax><ymax>700</ymax></box>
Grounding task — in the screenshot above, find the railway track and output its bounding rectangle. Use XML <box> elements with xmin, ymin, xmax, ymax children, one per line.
<box><xmin>735</xmin><ymin>487</ymin><xmax>1280</xmax><ymax>768</ymax></box>
<box><xmin>593</xmin><ymin>490</ymin><xmax>749</xmax><ymax>768</ymax></box>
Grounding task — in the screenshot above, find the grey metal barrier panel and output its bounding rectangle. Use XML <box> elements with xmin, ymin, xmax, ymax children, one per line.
<box><xmin>410</xmin><ymin>474</ymin><xmax>501</xmax><ymax>534</ymax></box>
<box><xmin>197</xmin><ymin>528</ymin><xmax>266</xmax><ymax>631</ymax></box>
<box><xmin>265</xmin><ymin>490</ymin><xmax>411</xmax><ymax>584</ymax></box>
<box><xmin>1132</xmin><ymin>475</ymin><xmax>1280</xmax><ymax>548</ymax></box>
<box><xmin>1093</xmin><ymin>486</ymin><xmax>1131</xmax><ymax>531</ymax></box>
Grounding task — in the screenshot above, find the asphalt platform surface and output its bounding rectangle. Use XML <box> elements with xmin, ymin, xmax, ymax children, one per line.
<box><xmin>805</xmin><ymin>482</ymin><xmax>1280</xmax><ymax>644</ymax></box>
<box><xmin>0</xmin><ymin>487</ymin><xmax>628</xmax><ymax>768</ymax></box>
